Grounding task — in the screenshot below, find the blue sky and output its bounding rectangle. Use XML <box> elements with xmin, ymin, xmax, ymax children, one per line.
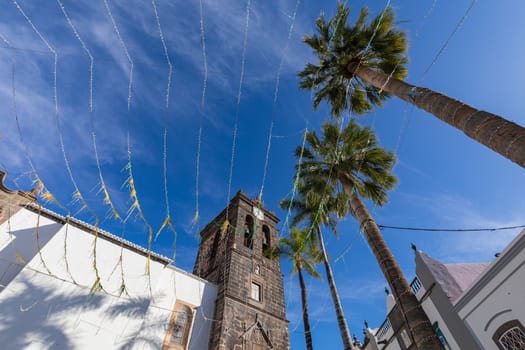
<box><xmin>1</xmin><ymin>0</ymin><xmax>524</xmax><ymax>348</ymax></box>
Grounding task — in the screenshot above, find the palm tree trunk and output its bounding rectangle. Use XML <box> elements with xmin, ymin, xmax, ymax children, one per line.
<box><xmin>338</xmin><ymin>174</ymin><xmax>444</xmax><ymax>350</ymax></box>
<box><xmin>349</xmin><ymin>63</ymin><xmax>525</xmax><ymax>169</ymax></box>
<box><xmin>315</xmin><ymin>227</ymin><xmax>355</xmax><ymax>350</ymax></box>
<box><xmin>297</xmin><ymin>263</ymin><xmax>315</xmax><ymax>350</ymax></box>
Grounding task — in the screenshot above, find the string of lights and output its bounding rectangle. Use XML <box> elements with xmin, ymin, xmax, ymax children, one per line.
<box><xmin>9</xmin><ymin>2</ymin><xmax>67</xmax><ymax>212</ymax></box>
<box><xmin>193</xmin><ymin>0</ymin><xmax>209</xmax><ymax>230</ymax></box>
<box><xmin>226</xmin><ymin>0</ymin><xmax>252</xmax><ymax>223</ymax></box>
<box><xmin>58</xmin><ymin>0</ymin><xmax>122</xmax><ymax>220</ymax></box>
<box><xmin>13</xmin><ymin>0</ymin><xmax>91</xmax><ymax>217</ymax></box>
<box><xmin>102</xmin><ymin>0</ymin><xmax>155</xmax><ymax>296</ymax></box>
<box><xmin>417</xmin><ymin>0</ymin><xmax>478</xmax><ymax>85</ymax></box>
<box><xmin>57</xmin><ymin>0</ymin><xmax>129</xmax><ymax>293</ymax></box>
<box><xmin>151</xmin><ymin>0</ymin><xmax>177</xmax><ymax>261</ymax></box>
<box><xmin>258</xmin><ymin>0</ymin><xmax>301</xmax><ymax>202</ymax></box>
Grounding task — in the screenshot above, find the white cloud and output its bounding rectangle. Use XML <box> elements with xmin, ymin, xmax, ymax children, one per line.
<box><xmin>396</xmin><ymin>192</ymin><xmax>525</xmax><ymax>262</ymax></box>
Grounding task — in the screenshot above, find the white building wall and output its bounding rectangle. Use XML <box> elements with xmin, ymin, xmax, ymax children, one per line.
<box><xmin>418</xmin><ymin>297</ymin><xmax>460</xmax><ymax>349</ymax></box>
<box><xmin>410</xmin><ymin>276</ymin><xmax>460</xmax><ymax>349</ymax></box>
<box><xmin>0</xmin><ymin>207</ymin><xmax>217</xmax><ymax>349</ymax></box>
<box><xmin>0</xmin><ymin>207</ymin><xmax>61</xmax><ymax>290</ymax></box>
<box><xmin>363</xmin><ymin>328</ymin><xmax>402</xmax><ymax>350</ymax></box>
<box><xmin>384</xmin><ymin>336</ymin><xmax>402</xmax><ymax>350</ymax></box>
<box><xmin>456</xmin><ymin>232</ymin><xmax>525</xmax><ymax>348</ymax></box>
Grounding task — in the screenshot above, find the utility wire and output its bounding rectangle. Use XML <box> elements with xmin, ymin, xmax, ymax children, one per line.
<box><xmin>378</xmin><ymin>224</ymin><xmax>525</xmax><ymax>233</ymax></box>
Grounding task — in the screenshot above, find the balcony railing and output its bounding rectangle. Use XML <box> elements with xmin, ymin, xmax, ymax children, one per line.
<box><xmin>374</xmin><ymin>279</ymin><xmax>423</xmax><ymax>344</ymax></box>
<box><xmin>376</xmin><ymin>317</ymin><xmax>391</xmax><ymax>340</ymax></box>
<box><xmin>410</xmin><ymin>276</ymin><xmax>422</xmax><ymax>295</ymax></box>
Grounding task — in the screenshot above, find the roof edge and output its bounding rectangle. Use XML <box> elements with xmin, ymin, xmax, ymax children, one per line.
<box><xmin>454</xmin><ymin>228</ymin><xmax>525</xmax><ymax>310</ymax></box>
<box><xmin>25</xmin><ymin>203</ymin><xmax>173</xmax><ymax>265</ymax></box>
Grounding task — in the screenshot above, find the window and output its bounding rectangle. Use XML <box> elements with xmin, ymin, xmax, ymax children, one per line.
<box><xmin>163</xmin><ymin>302</ymin><xmax>194</xmax><ymax>350</ymax></box>
<box><xmin>244</xmin><ymin>215</ymin><xmax>254</xmax><ymax>249</ymax></box>
<box><xmin>493</xmin><ymin>320</ymin><xmax>525</xmax><ymax>350</ymax></box>
<box><xmin>210</xmin><ymin>230</ymin><xmax>221</xmax><ymax>259</ymax></box>
<box><xmin>410</xmin><ymin>276</ymin><xmax>422</xmax><ymax>294</ymax></box>
<box><xmin>499</xmin><ymin>327</ymin><xmax>525</xmax><ymax>349</ymax></box>
<box><xmin>399</xmin><ymin>328</ymin><xmax>412</xmax><ymax>348</ymax></box>
<box><xmin>262</xmin><ymin>225</ymin><xmax>270</xmax><ymax>255</ymax></box>
<box><xmin>433</xmin><ymin>322</ymin><xmax>451</xmax><ymax>350</ymax></box>
<box><xmin>251</xmin><ymin>282</ymin><xmax>261</xmax><ymax>301</ymax></box>
<box><xmin>209</xmin><ymin>230</ymin><xmax>221</xmax><ymax>266</ymax></box>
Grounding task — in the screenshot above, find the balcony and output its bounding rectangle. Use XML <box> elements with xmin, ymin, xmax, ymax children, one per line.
<box><xmin>376</xmin><ymin>317</ymin><xmax>392</xmax><ymax>340</ymax></box>
<box><xmin>410</xmin><ymin>276</ymin><xmax>422</xmax><ymax>295</ymax></box>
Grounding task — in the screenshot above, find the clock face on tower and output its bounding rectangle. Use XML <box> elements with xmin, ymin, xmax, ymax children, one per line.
<box><xmin>252</xmin><ymin>206</ymin><xmax>264</xmax><ymax>221</ymax></box>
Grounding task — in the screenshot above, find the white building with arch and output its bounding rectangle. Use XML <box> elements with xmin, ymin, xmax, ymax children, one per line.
<box><xmin>363</xmin><ymin>228</ymin><xmax>525</xmax><ymax>350</ymax></box>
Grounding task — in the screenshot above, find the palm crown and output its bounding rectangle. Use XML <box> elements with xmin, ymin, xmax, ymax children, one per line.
<box><xmin>279</xmin><ymin>228</ymin><xmax>322</xmax><ymax>278</ymax></box>
<box><xmin>299</xmin><ymin>120</ymin><xmax>397</xmax><ymax>208</ymax></box>
<box><xmin>299</xmin><ymin>4</ymin><xmax>408</xmax><ymax>117</ymax></box>
<box><xmin>281</xmin><ymin>178</ymin><xmax>347</xmax><ymax>234</ymax></box>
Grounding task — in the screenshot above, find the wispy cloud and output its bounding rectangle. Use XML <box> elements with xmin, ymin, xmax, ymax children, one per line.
<box><xmin>396</xmin><ymin>192</ymin><xmax>525</xmax><ymax>262</ymax></box>
<box><xmin>396</xmin><ymin>157</ymin><xmax>426</xmax><ymax>177</ymax></box>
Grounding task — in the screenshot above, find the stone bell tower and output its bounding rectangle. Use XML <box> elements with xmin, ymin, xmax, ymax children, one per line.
<box><xmin>193</xmin><ymin>190</ymin><xmax>289</xmax><ymax>350</ymax></box>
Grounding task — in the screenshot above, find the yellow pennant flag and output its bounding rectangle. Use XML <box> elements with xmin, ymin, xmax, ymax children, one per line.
<box><xmin>220</xmin><ymin>220</ymin><xmax>230</xmax><ymax>238</ymax></box>
<box><xmin>15</xmin><ymin>251</ymin><xmax>25</xmax><ymax>264</ymax></box>
<box><xmin>192</xmin><ymin>210</ymin><xmax>199</xmax><ymax>223</ymax></box>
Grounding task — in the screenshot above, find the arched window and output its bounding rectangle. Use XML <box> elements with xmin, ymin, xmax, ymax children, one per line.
<box><xmin>262</xmin><ymin>225</ymin><xmax>270</xmax><ymax>255</ymax></box>
<box><xmin>493</xmin><ymin>319</ymin><xmax>525</xmax><ymax>350</ymax></box>
<box><xmin>163</xmin><ymin>302</ymin><xmax>194</xmax><ymax>350</ymax></box>
<box><xmin>209</xmin><ymin>230</ymin><xmax>221</xmax><ymax>266</ymax></box>
<box><xmin>244</xmin><ymin>215</ymin><xmax>254</xmax><ymax>249</ymax></box>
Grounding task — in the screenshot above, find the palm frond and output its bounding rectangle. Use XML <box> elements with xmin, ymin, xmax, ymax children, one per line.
<box><xmin>298</xmin><ymin>4</ymin><xmax>408</xmax><ymax>119</ymax></box>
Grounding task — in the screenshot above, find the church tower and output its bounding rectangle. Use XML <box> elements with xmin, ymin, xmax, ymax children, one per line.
<box><xmin>194</xmin><ymin>190</ymin><xmax>289</xmax><ymax>350</ymax></box>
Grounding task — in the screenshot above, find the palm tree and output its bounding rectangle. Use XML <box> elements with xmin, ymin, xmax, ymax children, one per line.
<box><xmin>299</xmin><ymin>4</ymin><xmax>525</xmax><ymax>169</ymax></box>
<box><xmin>271</xmin><ymin>228</ymin><xmax>322</xmax><ymax>350</ymax></box>
<box><xmin>281</xmin><ymin>183</ymin><xmax>356</xmax><ymax>350</ymax></box>
<box><xmin>298</xmin><ymin>120</ymin><xmax>444</xmax><ymax>349</ymax></box>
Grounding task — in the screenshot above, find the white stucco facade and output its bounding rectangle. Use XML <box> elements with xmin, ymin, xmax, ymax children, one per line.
<box><xmin>363</xmin><ymin>230</ymin><xmax>525</xmax><ymax>350</ymax></box>
<box><xmin>0</xmin><ymin>206</ymin><xmax>217</xmax><ymax>349</ymax></box>
<box><xmin>454</xmin><ymin>229</ymin><xmax>525</xmax><ymax>349</ymax></box>
<box><xmin>418</xmin><ymin>294</ymin><xmax>459</xmax><ymax>349</ymax></box>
